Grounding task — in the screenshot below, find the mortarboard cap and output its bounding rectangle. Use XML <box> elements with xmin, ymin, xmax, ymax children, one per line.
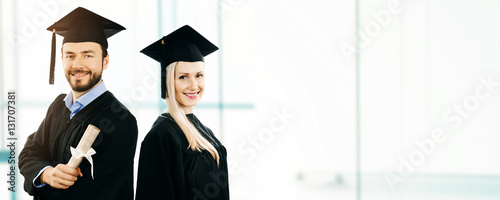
<box><xmin>140</xmin><ymin>25</ymin><xmax>218</xmax><ymax>99</ymax></box>
<box><xmin>46</xmin><ymin>7</ymin><xmax>125</xmax><ymax>84</ymax></box>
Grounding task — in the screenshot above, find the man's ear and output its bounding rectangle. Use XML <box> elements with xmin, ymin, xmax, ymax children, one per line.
<box><xmin>103</xmin><ymin>54</ymin><xmax>109</xmax><ymax>70</ymax></box>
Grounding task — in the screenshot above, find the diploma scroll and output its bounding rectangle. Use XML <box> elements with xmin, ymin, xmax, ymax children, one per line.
<box><xmin>67</xmin><ymin>124</ymin><xmax>100</xmax><ymax>178</ymax></box>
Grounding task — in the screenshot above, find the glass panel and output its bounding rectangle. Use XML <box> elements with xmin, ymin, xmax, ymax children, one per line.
<box><xmin>358</xmin><ymin>0</ymin><xmax>500</xmax><ymax>199</ymax></box>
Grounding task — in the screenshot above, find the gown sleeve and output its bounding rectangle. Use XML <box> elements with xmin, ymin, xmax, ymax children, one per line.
<box><xmin>18</xmin><ymin>94</ymin><xmax>64</xmax><ymax>195</ymax></box>
<box><xmin>81</xmin><ymin>109</ymin><xmax>138</xmax><ymax>199</ymax></box>
<box><xmin>136</xmin><ymin>122</ymin><xmax>186</xmax><ymax>200</ymax></box>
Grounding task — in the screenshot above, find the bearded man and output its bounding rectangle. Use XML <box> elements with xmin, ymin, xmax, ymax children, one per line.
<box><xmin>19</xmin><ymin>7</ymin><xmax>138</xmax><ymax>200</ymax></box>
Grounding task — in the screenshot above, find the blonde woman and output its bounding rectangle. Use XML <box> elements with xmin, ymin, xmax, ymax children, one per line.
<box><xmin>136</xmin><ymin>25</ymin><xmax>229</xmax><ymax>200</ymax></box>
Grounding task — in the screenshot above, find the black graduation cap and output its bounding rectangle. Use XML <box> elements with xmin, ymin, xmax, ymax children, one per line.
<box><xmin>140</xmin><ymin>25</ymin><xmax>219</xmax><ymax>99</ymax></box>
<box><xmin>46</xmin><ymin>7</ymin><xmax>125</xmax><ymax>84</ymax></box>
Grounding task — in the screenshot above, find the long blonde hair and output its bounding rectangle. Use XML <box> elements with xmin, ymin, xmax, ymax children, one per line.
<box><xmin>165</xmin><ymin>62</ymin><xmax>220</xmax><ymax>165</ymax></box>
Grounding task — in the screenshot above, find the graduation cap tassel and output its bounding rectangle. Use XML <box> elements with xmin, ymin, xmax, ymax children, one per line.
<box><xmin>161</xmin><ymin>39</ymin><xmax>167</xmax><ymax>98</ymax></box>
<box><xmin>49</xmin><ymin>29</ymin><xmax>56</xmax><ymax>85</ymax></box>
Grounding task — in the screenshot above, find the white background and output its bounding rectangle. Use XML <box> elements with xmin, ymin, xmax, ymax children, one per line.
<box><xmin>1</xmin><ymin>0</ymin><xmax>500</xmax><ymax>199</ymax></box>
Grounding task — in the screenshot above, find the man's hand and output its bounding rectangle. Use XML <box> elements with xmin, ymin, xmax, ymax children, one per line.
<box><xmin>41</xmin><ymin>164</ymin><xmax>83</xmax><ymax>189</ymax></box>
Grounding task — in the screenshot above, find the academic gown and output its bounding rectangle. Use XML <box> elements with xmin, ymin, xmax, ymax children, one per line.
<box><xmin>136</xmin><ymin>113</ymin><xmax>229</xmax><ymax>200</ymax></box>
<box><xmin>19</xmin><ymin>92</ymin><xmax>138</xmax><ymax>200</ymax></box>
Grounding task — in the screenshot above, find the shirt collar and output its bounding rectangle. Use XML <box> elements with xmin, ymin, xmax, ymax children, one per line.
<box><xmin>64</xmin><ymin>81</ymin><xmax>107</xmax><ymax>109</ymax></box>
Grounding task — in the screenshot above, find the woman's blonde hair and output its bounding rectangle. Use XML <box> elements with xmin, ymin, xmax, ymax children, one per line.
<box><xmin>165</xmin><ymin>61</ymin><xmax>220</xmax><ymax>165</ymax></box>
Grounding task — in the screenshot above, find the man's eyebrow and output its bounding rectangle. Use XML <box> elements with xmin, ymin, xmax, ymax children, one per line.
<box><xmin>82</xmin><ymin>50</ymin><xmax>96</xmax><ymax>54</ymax></box>
<box><xmin>63</xmin><ymin>50</ymin><xmax>96</xmax><ymax>54</ymax></box>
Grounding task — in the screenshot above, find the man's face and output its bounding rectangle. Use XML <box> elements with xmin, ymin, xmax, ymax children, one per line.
<box><xmin>62</xmin><ymin>42</ymin><xmax>108</xmax><ymax>92</ymax></box>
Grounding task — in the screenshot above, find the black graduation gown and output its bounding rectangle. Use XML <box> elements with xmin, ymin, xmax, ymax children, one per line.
<box><xmin>136</xmin><ymin>113</ymin><xmax>229</xmax><ymax>200</ymax></box>
<box><xmin>19</xmin><ymin>91</ymin><xmax>138</xmax><ymax>200</ymax></box>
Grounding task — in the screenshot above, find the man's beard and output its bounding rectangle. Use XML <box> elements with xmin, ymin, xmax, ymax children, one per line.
<box><xmin>67</xmin><ymin>69</ymin><xmax>102</xmax><ymax>92</ymax></box>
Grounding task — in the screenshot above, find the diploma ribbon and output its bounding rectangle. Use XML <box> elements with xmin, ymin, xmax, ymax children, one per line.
<box><xmin>70</xmin><ymin>146</ymin><xmax>97</xmax><ymax>179</ymax></box>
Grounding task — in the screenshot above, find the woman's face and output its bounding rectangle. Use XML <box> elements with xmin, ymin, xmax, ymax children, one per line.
<box><xmin>174</xmin><ymin>61</ymin><xmax>205</xmax><ymax>113</ymax></box>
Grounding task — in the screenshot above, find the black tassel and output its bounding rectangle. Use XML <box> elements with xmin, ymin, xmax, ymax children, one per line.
<box><xmin>161</xmin><ymin>39</ymin><xmax>167</xmax><ymax>98</ymax></box>
<box><xmin>49</xmin><ymin>29</ymin><xmax>56</xmax><ymax>85</ymax></box>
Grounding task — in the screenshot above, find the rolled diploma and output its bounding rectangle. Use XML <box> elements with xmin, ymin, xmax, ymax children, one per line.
<box><xmin>67</xmin><ymin>124</ymin><xmax>100</xmax><ymax>168</ymax></box>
